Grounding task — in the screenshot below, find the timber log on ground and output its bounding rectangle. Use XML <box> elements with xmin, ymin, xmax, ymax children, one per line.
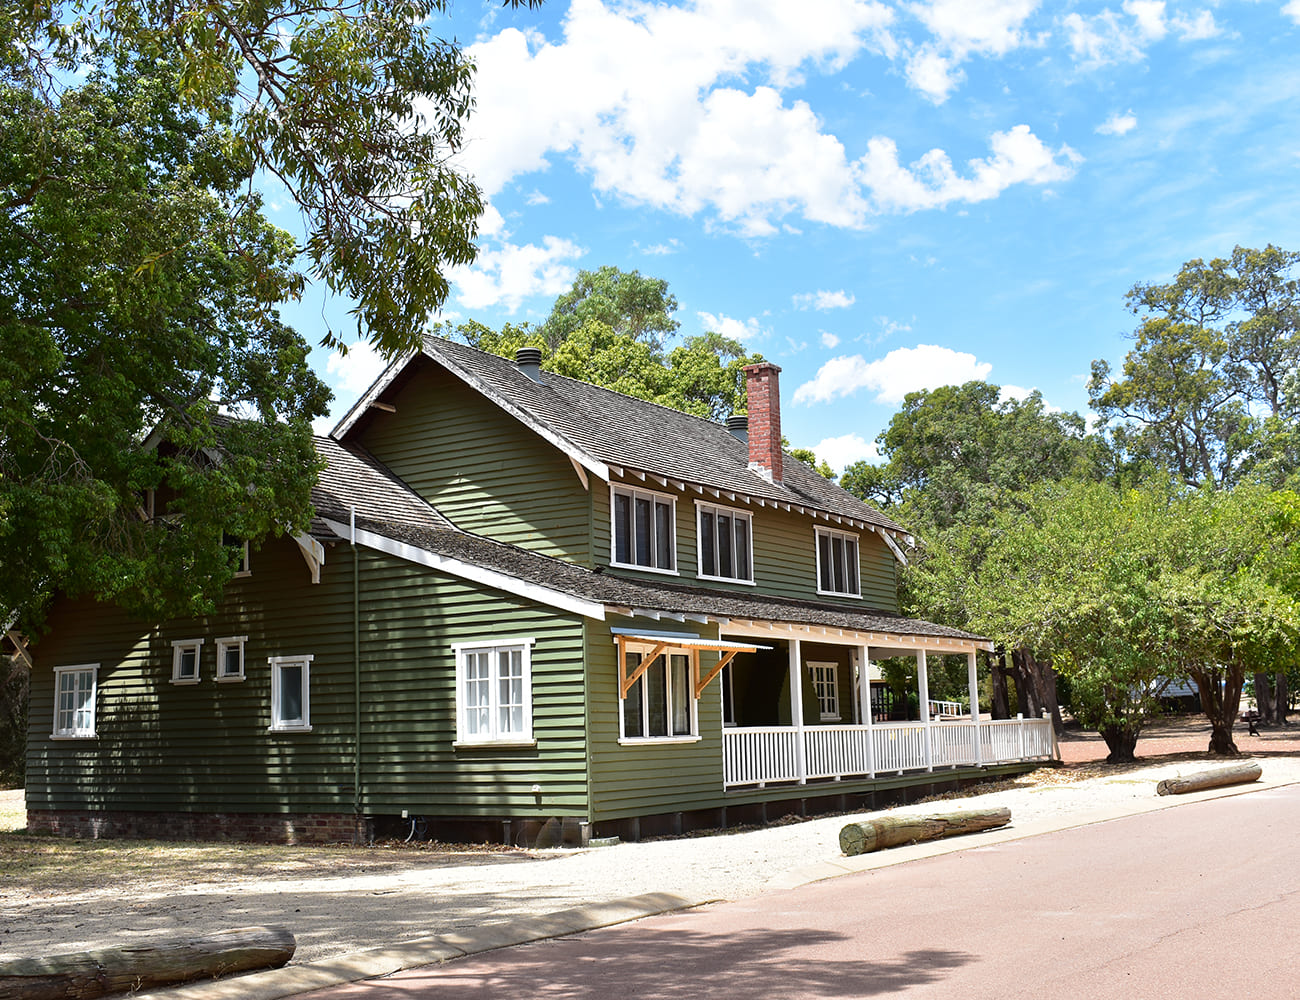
<box><xmin>839</xmin><ymin>807</ymin><xmax>1011</xmax><ymax>856</ymax></box>
<box><xmin>1156</xmin><ymin>763</ymin><xmax>1263</xmax><ymax>796</ymax></box>
<box><xmin>0</xmin><ymin>926</ymin><xmax>295</xmax><ymax>1000</ymax></box>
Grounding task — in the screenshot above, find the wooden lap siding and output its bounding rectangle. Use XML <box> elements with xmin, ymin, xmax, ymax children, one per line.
<box><xmin>592</xmin><ymin>484</ymin><xmax>900</xmax><ymax>612</ymax></box>
<box><xmin>27</xmin><ymin>538</ymin><xmax>591</xmax><ymax>826</ymax></box>
<box><xmin>583</xmin><ymin>617</ymin><xmax>726</xmax><ymax>824</ymax></box>
<box><xmin>356</xmin><ymin>365</ymin><xmax>593</xmax><ymax>565</ymax></box>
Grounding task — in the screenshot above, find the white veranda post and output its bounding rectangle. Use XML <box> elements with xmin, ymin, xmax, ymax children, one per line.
<box><xmin>916</xmin><ymin>650</ymin><xmax>933</xmax><ymax>772</ymax></box>
<box><xmin>789</xmin><ymin>638</ymin><xmax>806</xmax><ymax>784</ymax></box>
<box><xmin>967</xmin><ymin>649</ymin><xmax>983</xmax><ymax>766</ymax></box>
<box><xmin>857</xmin><ymin>645</ymin><xmax>876</xmax><ymax>778</ymax></box>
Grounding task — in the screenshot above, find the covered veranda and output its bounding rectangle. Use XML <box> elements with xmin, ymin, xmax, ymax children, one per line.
<box><xmin>714</xmin><ymin>620</ymin><xmax>1057</xmax><ymax>789</ymax></box>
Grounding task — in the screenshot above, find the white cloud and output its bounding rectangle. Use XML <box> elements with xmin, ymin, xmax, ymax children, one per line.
<box><xmin>698</xmin><ymin>310</ymin><xmax>767</xmax><ymax>344</ymax></box>
<box><xmin>794</xmin><ymin>289</ymin><xmax>856</xmax><ymax>311</ymax></box>
<box><xmin>998</xmin><ymin>383</ymin><xmax>1062</xmax><ymax>412</ymax></box>
<box><xmin>792</xmin><ymin>344</ymin><xmax>993</xmax><ymax>406</ymax></box>
<box><xmin>1096</xmin><ymin>110</ymin><xmax>1138</xmax><ymax>136</ymax></box>
<box><xmin>857</xmin><ymin>125</ymin><xmax>1080</xmax><ymax>213</ymax></box>
<box><xmin>1286</xmin><ymin>0</ymin><xmax>1300</xmax><ymax>26</ymax></box>
<box><xmin>902</xmin><ymin>0</ymin><xmax>1041</xmax><ymax>103</ymax></box>
<box><xmin>1065</xmin><ymin>3</ymin><xmax>1218</xmax><ymax>68</ymax></box>
<box><xmin>525</xmin><ymin>189</ymin><xmax>551</xmax><ymax>205</ymax></box>
<box><xmin>1171</xmin><ymin>10</ymin><xmax>1218</xmax><ymax>40</ymax></box>
<box><xmin>1123</xmin><ymin>0</ymin><xmax>1167</xmax><ymax>41</ymax></box>
<box><xmin>449</xmin><ymin>235</ymin><xmax>585</xmax><ymax>312</ymax></box>
<box><xmin>638</xmin><ymin>239</ymin><xmax>682</xmax><ymax>255</ymax></box>
<box><xmin>324</xmin><ymin>340</ymin><xmax>390</xmax><ymax>396</ymax></box>
<box><xmin>447</xmin><ymin>1</ymin><xmax>1071</xmax><ymax>232</ymax></box>
<box><xmin>812</xmin><ymin>432</ymin><xmax>879</xmax><ymax>472</ymax></box>
<box><xmin>821</xmin><ymin>331</ymin><xmax>841</xmax><ymax>348</ymax></box>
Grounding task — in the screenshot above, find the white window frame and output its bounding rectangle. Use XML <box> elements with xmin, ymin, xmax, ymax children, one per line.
<box><xmin>215</xmin><ymin>636</ymin><xmax>247</xmax><ymax>682</ymax></box>
<box><xmin>224</xmin><ymin>533</ymin><xmax>251</xmax><ymax>577</ymax></box>
<box><xmin>808</xmin><ymin>661</ymin><xmax>841</xmax><ymax>721</ymax></box>
<box><xmin>610</xmin><ymin>484</ymin><xmax>678</xmax><ymax>575</ymax></box>
<box><xmin>452</xmin><ymin>638</ymin><xmax>536</xmax><ymax>747</ymax></box>
<box><xmin>171</xmin><ymin>639</ymin><xmax>204</xmax><ymax>684</ymax></box>
<box><xmin>619</xmin><ymin>648</ymin><xmax>700</xmax><ymax>744</ymax></box>
<box><xmin>815</xmin><ymin>526</ymin><xmax>861</xmax><ymax>598</ymax></box>
<box><xmin>695</xmin><ymin>501</ymin><xmax>755</xmax><ymax>584</ymax></box>
<box><xmin>269</xmin><ymin>654</ymin><xmax>313</xmax><ymax>732</ymax></box>
<box><xmin>52</xmin><ymin>664</ymin><xmax>98</xmax><ymax>739</ymax></box>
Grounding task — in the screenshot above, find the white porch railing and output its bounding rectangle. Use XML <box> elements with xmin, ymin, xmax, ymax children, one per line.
<box><xmin>723</xmin><ymin>715</ymin><xmax>1056</xmax><ymax>789</ymax></box>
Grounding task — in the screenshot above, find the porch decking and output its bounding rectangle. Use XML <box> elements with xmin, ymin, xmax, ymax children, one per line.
<box><xmin>723</xmin><ymin>716</ymin><xmax>1056</xmax><ymax>788</ymax></box>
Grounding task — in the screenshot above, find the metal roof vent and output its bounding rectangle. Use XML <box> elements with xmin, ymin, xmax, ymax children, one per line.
<box><xmin>726</xmin><ymin>414</ymin><xmax>749</xmax><ymax>443</ymax></box>
<box><xmin>515</xmin><ymin>347</ymin><xmax>544</xmax><ymax>383</ymax></box>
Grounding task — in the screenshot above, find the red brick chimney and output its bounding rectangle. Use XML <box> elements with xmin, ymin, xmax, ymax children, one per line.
<box><xmin>743</xmin><ymin>361</ymin><xmax>783</xmax><ymax>484</ymax></box>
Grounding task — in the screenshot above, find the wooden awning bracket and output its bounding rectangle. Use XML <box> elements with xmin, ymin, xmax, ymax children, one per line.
<box><xmin>618</xmin><ymin>638</ymin><xmax>668</xmax><ymax>698</ymax></box>
<box><xmin>695</xmin><ymin>649</ymin><xmax>740</xmax><ymax>699</ymax></box>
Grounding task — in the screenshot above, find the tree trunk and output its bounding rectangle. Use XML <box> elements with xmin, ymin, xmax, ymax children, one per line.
<box><xmin>1099</xmin><ymin>723</ymin><xmax>1139</xmax><ymax>763</ymax></box>
<box><xmin>839</xmin><ymin>807</ymin><xmax>1011</xmax><ymax>856</ymax></box>
<box><xmin>1156</xmin><ymin>763</ymin><xmax>1262</xmax><ymax>796</ymax></box>
<box><xmin>0</xmin><ymin>927</ymin><xmax>294</xmax><ymax>1000</ymax></box>
<box><xmin>1011</xmin><ymin>647</ymin><xmax>1063</xmax><ymax>735</ymax></box>
<box><xmin>988</xmin><ymin>649</ymin><xmax>1011</xmax><ymax>720</ymax></box>
<box><xmin>1192</xmin><ymin>665</ymin><xmax>1243</xmax><ymax>756</ymax></box>
<box><xmin>1275</xmin><ymin>671</ymin><xmax>1289</xmax><ymax>726</ymax></box>
<box><xmin>1253</xmin><ymin>671</ymin><xmax>1274</xmax><ymax>725</ymax></box>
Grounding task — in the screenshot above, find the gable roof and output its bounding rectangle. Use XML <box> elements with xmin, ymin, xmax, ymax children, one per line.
<box><xmin>332</xmin><ymin>335</ymin><xmax>909</xmax><ymax>537</ymax></box>
<box><xmin>309</xmin><ymin>436</ymin><xmax>452</xmax><ymax>538</ymax></box>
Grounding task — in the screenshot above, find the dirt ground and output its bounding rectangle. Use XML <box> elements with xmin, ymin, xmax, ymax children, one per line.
<box><xmin>3</xmin><ymin>713</ymin><xmax>1297</xmax><ymax>965</ymax></box>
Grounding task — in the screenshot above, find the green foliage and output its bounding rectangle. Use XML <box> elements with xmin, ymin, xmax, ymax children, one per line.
<box><xmin>840</xmin><ymin>381</ymin><xmax>1101</xmax><ymax>531</ymax></box>
<box><xmin>446</xmin><ymin>268</ymin><xmax>765</xmax><ymax>422</ymax></box>
<box><xmin>1</xmin><ymin>50</ymin><xmax>330</xmax><ymax>630</ymax></box>
<box><xmin>14</xmin><ymin>0</ymin><xmax>495</xmax><ymax>358</ymax></box>
<box><xmin>787</xmin><ymin>447</ymin><xmax>835</xmax><ymax>482</ymax></box>
<box><xmin>1090</xmin><ymin>245</ymin><xmax>1300</xmax><ymax>488</ymax></box>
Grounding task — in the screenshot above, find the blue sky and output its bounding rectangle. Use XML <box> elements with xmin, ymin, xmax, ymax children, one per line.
<box><xmin>287</xmin><ymin>0</ymin><xmax>1300</xmax><ymax>472</ymax></box>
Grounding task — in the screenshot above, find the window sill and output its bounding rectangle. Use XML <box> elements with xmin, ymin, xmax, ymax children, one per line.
<box><xmin>170</xmin><ymin>678</ymin><xmax>201</xmax><ymax>686</ymax></box>
<box><xmin>215</xmin><ymin>675</ymin><xmax>246</xmax><ymax>683</ymax></box>
<box><xmin>51</xmin><ymin>733</ymin><xmax>96</xmax><ymax>740</ymax></box>
<box><xmin>816</xmin><ymin>589</ymin><xmax>862</xmax><ymax>600</ymax></box>
<box><xmin>697</xmin><ymin>573</ymin><xmax>757</xmax><ymax>586</ymax></box>
<box><xmin>617</xmin><ymin>735</ymin><xmax>702</xmax><ymax>746</ymax></box>
<box><xmin>609</xmin><ymin>561</ymin><xmax>680</xmax><ymax>577</ymax></box>
<box><xmin>268</xmin><ymin>724</ymin><xmax>312</xmax><ymax>733</ymax></box>
<box><xmin>453</xmin><ymin>739</ymin><xmax>538</xmax><ymax>750</ymax></box>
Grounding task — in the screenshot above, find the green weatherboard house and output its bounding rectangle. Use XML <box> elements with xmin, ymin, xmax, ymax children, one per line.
<box><xmin>26</xmin><ymin>337</ymin><xmax>1054</xmax><ymax>844</ymax></box>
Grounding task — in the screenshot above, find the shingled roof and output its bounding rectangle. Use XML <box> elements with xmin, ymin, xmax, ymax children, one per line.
<box><xmin>333</xmin><ymin>335</ymin><xmax>909</xmax><ymax>537</ymax></box>
<box><xmin>309</xmin><ymin>436</ymin><xmax>452</xmax><ymax>538</ymax></box>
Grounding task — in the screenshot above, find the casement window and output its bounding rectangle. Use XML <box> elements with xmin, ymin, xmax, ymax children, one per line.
<box><xmin>53</xmin><ymin>665</ymin><xmax>98</xmax><ymax>738</ymax></box>
<box><xmin>621</xmin><ymin>651</ymin><xmax>695</xmax><ymax>741</ymax></box>
<box><xmin>809</xmin><ymin>661</ymin><xmax>841</xmax><ymax>721</ymax></box>
<box><xmin>453</xmin><ymin>639</ymin><xmax>535</xmax><ymax>745</ymax></box>
<box><xmin>815</xmin><ymin>527</ymin><xmax>860</xmax><ymax>598</ymax></box>
<box><xmin>696</xmin><ymin>502</ymin><xmax>753</xmax><ymax>583</ymax></box>
<box><xmin>223</xmin><ymin>533</ymin><xmax>250</xmax><ymax>577</ymax></box>
<box><xmin>171</xmin><ymin>639</ymin><xmax>204</xmax><ymax>684</ymax></box>
<box><xmin>611</xmin><ymin>485</ymin><xmax>676</xmax><ymax>573</ymax></box>
<box><xmin>269</xmin><ymin>655</ymin><xmax>312</xmax><ymax>732</ymax></box>
<box><xmin>215</xmin><ymin>636</ymin><xmax>247</xmax><ymax>682</ymax></box>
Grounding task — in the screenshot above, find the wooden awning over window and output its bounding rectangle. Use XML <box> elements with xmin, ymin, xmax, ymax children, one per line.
<box><xmin>612</xmin><ymin>630</ymin><xmax>769</xmax><ymax>699</ymax></box>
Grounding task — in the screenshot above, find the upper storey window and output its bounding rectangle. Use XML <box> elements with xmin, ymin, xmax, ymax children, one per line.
<box><xmin>697</xmin><ymin>502</ymin><xmax>753</xmax><ymax>583</ymax></box>
<box><xmin>815</xmin><ymin>526</ymin><xmax>860</xmax><ymax>598</ymax></box>
<box><xmin>611</xmin><ymin>485</ymin><xmax>676</xmax><ymax>573</ymax></box>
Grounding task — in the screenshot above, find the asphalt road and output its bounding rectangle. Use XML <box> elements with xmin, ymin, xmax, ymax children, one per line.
<box><xmin>294</xmin><ymin>783</ymin><xmax>1300</xmax><ymax>1000</ymax></box>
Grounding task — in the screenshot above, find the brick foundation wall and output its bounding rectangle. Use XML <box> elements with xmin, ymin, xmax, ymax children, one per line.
<box><xmin>27</xmin><ymin>809</ymin><xmax>368</xmax><ymax>845</ymax></box>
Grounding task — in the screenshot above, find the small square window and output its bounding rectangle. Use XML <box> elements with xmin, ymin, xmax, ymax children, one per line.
<box><xmin>453</xmin><ymin>639</ymin><xmax>535</xmax><ymax>745</ymax></box>
<box><xmin>224</xmin><ymin>533</ymin><xmax>251</xmax><ymax>577</ymax></box>
<box><xmin>215</xmin><ymin>637</ymin><xmax>247</xmax><ymax>682</ymax></box>
<box><xmin>171</xmin><ymin>639</ymin><xmax>204</xmax><ymax>684</ymax></box>
<box><xmin>269</xmin><ymin>655</ymin><xmax>312</xmax><ymax>731</ymax></box>
<box><xmin>815</xmin><ymin>527</ymin><xmax>861</xmax><ymax>598</ymax></box>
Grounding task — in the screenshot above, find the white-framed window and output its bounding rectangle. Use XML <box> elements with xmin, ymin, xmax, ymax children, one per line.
<box><xmin>224</xmin><ymin>533</ymin><xmax>251</xmax><ymax>577</ymax></box>
<box><xmin>215</xmin><ymin>636</ymin><xmax>247</xmax><ymax>682</ymax></box>
<box><xmin>53</xmin><ymin>664</ymin><xmax>98</xmax><ymax>738</ymax></box>
<box><xmin>696</xmin><ymin>502</ymin><xmax>754</xmax><ymax>584</ymax></box>
<box><xmin>621</xmin><ymin>650</ymin><xmax>696</xmax><ymax>741</ymax></box>
<box><xmin>809</xmin><ymin>661</ymin><xmax>841</xmax><ymax>721</ymax></box>
<box><xmin>453</xmin><ymin>639</ymin><xmax>535</xmax><ymax>746</ymax></box>
<box><xmin>269</xmin><ymin>654</ymin><xmax>312</xmax><ymax>732</ymax></box>
<box><xmin>611</xmin><ymin>484</ymin><xmax>676</xmax><ymax>574</ymax></box>
<box><xmin>815</xmin><ymin>527</ymin><xmax>860</xmax><ymax>598</ymax></box>
<box><xmin>171</xmin><ymin>639</ymin><xmax>204</xmax><ymax>684</ymax></box>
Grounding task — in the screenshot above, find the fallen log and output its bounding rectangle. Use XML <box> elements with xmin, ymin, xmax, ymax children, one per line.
<box><xmin>1156</xmin><ymin>762</ymin><xmax>1262</xmax><ymax>796</ymax></box>
<box><xmin>839</xmin><ymin>807</ymin><xmax>1011</xmax><ymax>857</ymax></box>
<box><xmin>0</xmin><ymin>926</ymin><xmax>295</xmax><ymax>1000</ymax></box>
